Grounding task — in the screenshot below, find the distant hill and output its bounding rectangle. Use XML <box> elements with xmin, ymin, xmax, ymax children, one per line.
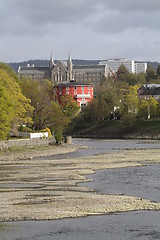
<box><xmin>9</xmin><ymin>60</ymin><xmax>50</xmax><ymax>72</ymax></box>
<box><xmin>8</xmin><ymin>59</ymin><xmax>101</xmax><ymax>72</ymax></box>
<box><xmin>8</xmin><ymin>59</ymin><xmax>160</xmax><ymax>72</ymax></box>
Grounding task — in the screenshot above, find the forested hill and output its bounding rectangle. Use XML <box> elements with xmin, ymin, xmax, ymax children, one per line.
<box><xmin>8</xmin><ymin>59</ymin><xmax>100</xmax><ymax>72</ymax></box>
<box><xmin>8</xmin><ymin>59</ymin><xmax>160</xmax><ymax>72</ymax></box>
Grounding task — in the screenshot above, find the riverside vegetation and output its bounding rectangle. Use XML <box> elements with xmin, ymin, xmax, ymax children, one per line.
<box><xmin>0</xmin><ymin>62</ymin><xmax>79</xmax><ymax>143</ymax></box>
<box><xmin>1</xmin><ymin>62</ymin><xmax>160</xmax><ymax>141</ymax></box>
<box><xmin>66</xmin><ymin>64</ymin><xmax>160</xmax><ymax>138</ymax></box>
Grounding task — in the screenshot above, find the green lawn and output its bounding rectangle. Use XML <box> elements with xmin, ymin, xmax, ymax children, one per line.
<box><xmin>68</xmin><ymin>119</ymin><xmax>160</xmax><ymax>138</ymax></box>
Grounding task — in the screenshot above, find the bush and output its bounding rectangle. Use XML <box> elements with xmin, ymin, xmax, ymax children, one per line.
<box><xmin>18</xmin><ymin>125</ymin><xmax>33</xmax><ymax>132</ymax></box>
<box><xmin>121</xmin><ymin>113</ymin><xmax>136</xmax><ymax>128</ymax></box>
<box><xmin>54</xmin><ymin>127</ymin><xmax>63</xmax><ymax>144</ymax></box>
<box><xmin>41</xmin><ymin>127</ymin><xmax>52</xmax><ymax>137</ymax></box>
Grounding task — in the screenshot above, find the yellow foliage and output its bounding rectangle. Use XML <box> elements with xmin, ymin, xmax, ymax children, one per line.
<box><xmin>41</xmin><ymin>127</ymin><xmax>52</xmax><ymax>137</ymax></box>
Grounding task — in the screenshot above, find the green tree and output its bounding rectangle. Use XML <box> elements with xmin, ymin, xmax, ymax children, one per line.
<box><xmin>0</xmin><ymin>67</ymin><xmax>33</xmax><ymax>139</ymax></box>
<box><xmin>60</xmin><ymin>95</ymin><xmax>80</xmax><ymax>119</ymax></box>
<box><xmin>117</xmin><ymin>64</ymin><xmax>129</xmax><ymax>77</ymax></box>
<box><xmin>20</xmin><ymin>78</ymin><xmax>56</xmax><ymax>130</ymax></box>
<box><xmin>148</xmin><ymin>97</ymin><xmax>158</xmax><ymax>118</ymax></box>
<box><xmin>146</xmin><ymin>65</ymin><xmax>156</xmax><ymax>82</ymax></box>
<box><xmin>138</xmin><ymin>97</ymin><xmax>158</xmax><ymax>119</ymax></box>
<box><xmin>116</xmin><ymin>64</ymin><xmax>138</xmax><ymax>86</ymax></box>
<box><xmin>157</xmin><ymin>64</ymin><xmax>160</xmax><ymax>77</ymax></box>
<box><xmin>127</xmin><ymin>73</ymin><xmax>138</xmax><ymax>86</ymax></box>
<box><xmin>124</xmin><ymin>85</ymin><xmax>139</xmax><ymax>115</ymax></box>
<box><xmin>138</xmin><ymin>100</ymin><xmax>149</xmax><ymax>119</ymax></box>
<box><xmin>83</xmin><ymin>98</ymin><xmax>99</xmax><ymax>121</ymax></box>
<box><xmin>46</xmin><ymin>101</ymin><xmax>70</xmax><ymax>141</ymax></box>
<box><xmin>137</xmin><ymin>72</ymin><xmax>146</xmax><ymax>84</ymax></box>
<box><xmin>0</xmin><ymin>62</ymin><xmax>19</xmax><ymax>83</ymax></box>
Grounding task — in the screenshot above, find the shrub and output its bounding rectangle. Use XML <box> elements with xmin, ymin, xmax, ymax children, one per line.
<box><xmin>18</xmin><ymin>125</ymin><xmax>33</xmax><ymax>132</ymax></box>
<box><xmin>54</xmin><ymin>127</ymin><xmax>63</xmax><ymax>144</ymax></box>
<box><xmin>41</xmin><ymin>127</ymin><xmax>52</xmax><ymax>137</ymax></box>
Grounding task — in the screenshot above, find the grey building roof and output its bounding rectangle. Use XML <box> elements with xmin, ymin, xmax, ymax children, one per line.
<box><xmin>141</xmin><ymin>87</ymin><xmax>160</xmax><ymax>96</ymax></box>
<box><xmin>73</xmin><ymin>65</ymin><xmax>106</xmax><ymax>70</ymax></box>
<box><xmin>18</xmin><ymin>66</ymin><xmax>50</xmax><ymax>75</ymax></box>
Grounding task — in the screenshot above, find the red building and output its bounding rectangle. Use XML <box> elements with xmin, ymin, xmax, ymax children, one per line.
<box><xmin>56</xmin><ymin>82</ymin><xmax>93</xmax><ymax>108</ymax></box>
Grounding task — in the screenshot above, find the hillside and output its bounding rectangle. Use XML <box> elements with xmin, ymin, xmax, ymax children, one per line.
<box><xmin>8</xmin><ymin>60</ymin><xmax>159</xmax><ymax>72</ymax></box>
<box><xmin>8</xmin><ymin>59</ymin><xmax>100</xmax><ymax>72</ymax></box>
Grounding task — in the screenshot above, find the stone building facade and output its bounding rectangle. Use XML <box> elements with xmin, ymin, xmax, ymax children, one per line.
<box><xmin>18</xmin><ymin>53</ymin><xmax>110</xmax><ymax>85</ymax></box>
<box><xmin>73</xmin><ymin>64</ymin><xmax>110</xmax><ymax>85</ymax></box>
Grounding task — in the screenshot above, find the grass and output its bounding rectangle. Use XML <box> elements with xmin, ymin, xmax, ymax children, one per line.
<box><xmin>0</xmin><ymin>144</ymin><xmax>57</xmax><ymax>156</ymax></box>
<box><xmin>7</xmin><ymin>146</ymin><xmax>26</xmax><ymax>152</ymax></box>
<box><xmin>68</xmin><ymin>118</ymin><xmax>160</xmax><ymax>138</ymax></box>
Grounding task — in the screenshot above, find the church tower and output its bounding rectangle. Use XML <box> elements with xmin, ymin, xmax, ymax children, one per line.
<box><xmin>49</xmin><ymin>52</ymin><xmax>55</xmax><ymax>69</ymax></box>
<box><xmin>67</xmin><ymin>51</ymin><xmax>73</xmax><ymax>81</ymax></box>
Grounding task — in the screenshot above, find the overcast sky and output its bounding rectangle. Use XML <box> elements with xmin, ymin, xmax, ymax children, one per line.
<box><xmin>0</xmin><ymin>0</ymin><xmax>160</xmax><ymax>63</ymax></box>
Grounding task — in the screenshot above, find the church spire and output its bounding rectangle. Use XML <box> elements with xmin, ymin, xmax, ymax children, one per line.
<box><xmin>67</xmin><ymin>51</ymin><xmax>73</xmax><ymax>81</ymax></box>
<box><xmin>68</xmin><ymin>51</ymin><xmax>71</xmax><ymax>62</ymax></box>
<box><xmin>49</xmin><ymin>52</ymin><xmax>55</xmax><ymax>69</ymax></box>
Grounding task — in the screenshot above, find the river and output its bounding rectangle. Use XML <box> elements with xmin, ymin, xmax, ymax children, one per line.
<box><xmin>1</xmin><ymin>138</ymin><xmax>160</xmax><ymax>240</ymax></box>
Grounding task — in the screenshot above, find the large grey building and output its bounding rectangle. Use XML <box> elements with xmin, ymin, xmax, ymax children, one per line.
<box><xmin>18</xmin><ymin>53</ymin><xmax>110</xmax><ymax>85</ymax></box>
<box><xmin>74</xmin><ymin>64</ymin><xmax>110</xmax><ymax>85</ymax></box>
<box><xmin>99</xmin><ymin>58</ymin><xmax>147</xmax><ymax>74</ymax></box>
<box><xmin>18</xmin><ymin>65</ymin><xmax>51</xmax><ymax>81</ymax></box>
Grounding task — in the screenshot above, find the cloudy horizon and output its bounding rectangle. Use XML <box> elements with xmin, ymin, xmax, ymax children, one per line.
<box><xmin>0</xmin><ymin>0</ymin><xmax>160</xmax><ymax>63</ymax></box>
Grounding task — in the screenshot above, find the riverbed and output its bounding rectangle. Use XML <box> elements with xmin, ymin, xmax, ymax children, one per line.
<box><xmin>0</xmin><ymin>139</ymin><xmax>160</xmax><ymax>239</ymax></box>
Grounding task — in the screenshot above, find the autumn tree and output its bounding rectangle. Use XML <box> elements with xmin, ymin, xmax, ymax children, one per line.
<box><xmin>125</xmin><ymin>85</ymin><xmax>139</xmax><ymax>114</ymax></box>
<box><xmin>60</xmin><ymin>95</ymin><xmax>80</xmax><ymax>119</ymax></box>
<box><xmin>46</xmin><ymin>101</ymin><xmax>70</xmax><ymax>143</ymax></box>
<box><xmin>20</xmin><ymin>78</ymin><xmax>56</xmax><ymax>130</ymax></box>
<box><xmin>138</xmin><ymin>97</ymin><xmax>158</xmax><ymax>119</ymax></box>
<box><xmin>0</xmin><ymin>64</ymin><xmax>33</xmax><ymax>139</ymax></box>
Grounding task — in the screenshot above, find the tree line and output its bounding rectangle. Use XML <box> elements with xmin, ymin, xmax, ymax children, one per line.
<box><xmin>0</xmin><ymin>63</ymin><xmax>79</xmax><ymax>142</ymax></box>
<box><xmin>1</xmin><ymin>62</ymin><xmax>160</xmax><ymax>141</ymax></box>
<box><xmin>71</xmin><ymin>63</ymin><xmax>160</xmax><ymax>129</ymax></box>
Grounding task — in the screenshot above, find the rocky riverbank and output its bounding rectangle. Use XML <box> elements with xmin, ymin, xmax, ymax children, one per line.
<box><xmin>0</xmin><ymin>144</ymin><xmax>77</xmax><ymax>161</ymax></box>
<box><xmin>0</xmin><ymin>145</ymin><xmax>160</xmax><ymax>222</ymax></box>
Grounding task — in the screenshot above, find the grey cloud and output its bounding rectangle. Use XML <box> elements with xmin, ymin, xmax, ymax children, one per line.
<box><xmin>0</xmin><ymin>0</ymin><xmax>160</xmax><ymax>36</ymax></box>
<box><xmin>99</xmin><ymin>0</ymin><xmax>160</xmax><ymax>12</ymax></box>
<box><xmin>0</xmin><ymin>0</ymin><xmax>98</xmax><ymax>36</ymax></box>
<box><xmin>94</xmin><ymin>11</ymin><xmax>160</xmax><ymax>33</ymax></box>
<box><xmin>1</xmin><ymin>0</ymin><xmax>96</xmax><ymax>24</ymax></box>
<box><xmin>0</xmin><ymin>0</ymin><xmax>160</xmax><ymax>62</ymax></box>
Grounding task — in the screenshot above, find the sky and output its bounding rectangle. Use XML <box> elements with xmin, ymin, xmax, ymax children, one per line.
<box><xmin>0</xmin><ymin>0</ymin><xmax>160</xmax><ymax>63</ymax></box>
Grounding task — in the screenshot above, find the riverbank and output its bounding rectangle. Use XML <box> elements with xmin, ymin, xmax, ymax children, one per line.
<box><xmin>0</xmin><ymin>143</ymin><xmax>160</xmax><ymax>222</ymax></box>
<box><xmin>67</xmin><ymin>119</ymin><xmax>160</xmax><ymax>140</ymax></box>
<box><xmin>0</xmin><ymin>144</ymin><xmax>77</xmax><ymax>162</ymax></box>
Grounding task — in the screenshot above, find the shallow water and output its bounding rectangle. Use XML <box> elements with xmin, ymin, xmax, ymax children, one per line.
<box><xmin>38</xmin><ymin>138</ymin><xmax>160</xmax><ymax>160</ymax></box>
<box><xmin>1</xmin><ymin>139</ymin><xmax>160</xmax><ymax>239</ymax></box>
<box><xmin>81</xmin><ymin>163</ymin><xmax>160</xmax><ymax>202</ymax></box>
<box><xmin>1</xmin><ymin>211</ymin><xmax>160</xmax><ymax>240</ymax></box>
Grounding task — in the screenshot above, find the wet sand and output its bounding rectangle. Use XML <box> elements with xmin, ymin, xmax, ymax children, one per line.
<box><xmin>0</xmin><ymin>145</ymin><xmax>160</xmax><ymax>222</ymax></box>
